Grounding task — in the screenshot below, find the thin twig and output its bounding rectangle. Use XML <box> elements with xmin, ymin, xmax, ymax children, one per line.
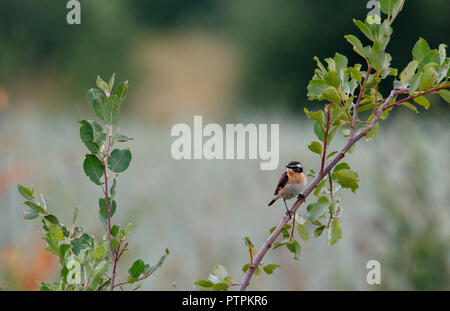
<box><xmin>248</xmin><ymin>239</ymin><xmax>254</xmax><ymax>268</ymax></box>
<box><xmin>289</xmin><ymin>215</ymin><xmax>296</xmax><ymax>241</ymax></box>
<box><xmin>350</xmin><ymin>65</ymin><xmax>371</xmax><ymax>139</ymax></box>
<box><xmin>383</xmin><ymin>84</ymin><xmax>450</xmax><ymax>110</ymax></box>
<box><xmin>320</xmin><ymin>104</ymin><xmax>331</xmax><ymax>175</ymax></box>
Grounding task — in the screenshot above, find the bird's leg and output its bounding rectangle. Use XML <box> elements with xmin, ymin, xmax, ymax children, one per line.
<box><xmin>283</xmin><ymin>198</ymin><xmax>292</xmax><ymax>219</ymax></box>
<box><xmin>297</xmin><ymin>193</ymin><xmax>305</xmax><ymax>200</ymax></box>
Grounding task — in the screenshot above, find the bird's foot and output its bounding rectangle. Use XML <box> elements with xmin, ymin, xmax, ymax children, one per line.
<box><xmin>285</xmin><ymin>209</ymin><xmax>293</xmax><ymax>219</ymax></box>
<box><xmin>297</xmin><ymin>193</ymin><xmax>305</xmax><ymax>200</ymax></box>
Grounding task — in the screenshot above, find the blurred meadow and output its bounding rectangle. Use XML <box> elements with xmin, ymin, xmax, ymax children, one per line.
<box><xmin>0</xmin><ymin>0</ymin><xmax>449</xmax><ymax>290</ymax></box>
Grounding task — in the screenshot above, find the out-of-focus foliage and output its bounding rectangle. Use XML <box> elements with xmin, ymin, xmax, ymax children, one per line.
<box><xmin>1</xmin><ymin>0</ymin><xmax>448</xmax><ymax>110</ymax></box>
<box><xmin>373</xmin><ymin>137</ymin><xmax>450</xmax><ymax>290</ymax></box>
<box><xmin>0</xmin><ymin>1</ymin><xmax>134</xmax><ymax>93</ymax></box>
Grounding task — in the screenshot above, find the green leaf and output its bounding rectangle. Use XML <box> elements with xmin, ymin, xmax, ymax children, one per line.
<box><xmin>335</xmin><ymin>169</ymin><xmax>359</xmax><ymax>193</ymax></box>
<box><xmin>79</xmin><ymin>120</ymin><xmax>98</xmax><ymax>153</ymax></box>
<box><xmin>99</xmin><ymin>198</ymin><xmax>117</xmax><ymax>228</ymax></box>
<box><xmin>328</xmin><ymin>218</ymin><xmax>342</xmax><ymax>246</ymax></box>
<box><xmin>117</xmin><ymin>134</ymin><xmax>133</xmax><ymax>142</ymax></box>
<box><xmin>254</xmin><ymin>266</ymin><xmax>262</xmax><ymax>278</ymax></box>
<box><xmin>368</xmin><ymin>47</ymin><xmax>386</xmax><ymax>72</ymax></box>
<box><xmin>23</xmin><ymin>208</ymin><xmax>40</xmax><ymax>220</ymax></box>
<box><xmin>313</xmin><ymin>121</ymin><xmax>325</xmax><ymax>142</ymax></box>
<box><xmin>71</xmin><ymin>238</ymin><xmax>85</xmax><ymax>256</ymax></box>
<box><xmin>272</xmin><ymin>240</ymin><xmax>288</xmax><ymax>249</ymax></box>
<box><xmin>111</xmin><ymin>224</ymin><xmax>119</xmax><ymax>237</ymax></box>
<box><xmin>263</xmin><ymin>264</ymin><xmax>281</xmax><ymax>275</ymax></box>
<box><xmin>333</xmin><ymin>162</ymin><xmax>350</xmax><ymax>172</ymax></box>
<box><xmin>400</xmin><ymin>102</ymin><xmax>419</xmax><ymax>114</ymax></box>
<box><xmin>297</xmin><ymin>223</ymin><xmax>309</xmax><ymax>242</ymax></box>
<box><xmin>314</xmin><ymin>225</ymin><xmax>326</xmax><ymax>237</ymax></box>
<box><xmin>413</xmin><ymin>96</ymin><xmax>430</xmax><ymax>110</ymax></box>
<box><xmin>286</xmin><ymin>240</ymin><xmax>301</xmax><ymax>260</ymax></box>
<box><xmin>420</xmin><ymin>50</ymin><xmax>441</xmax><ymax>71</ymax></box>
<box><xmin>102</xmin><ymin>95</ymin><xmax>121</xmax><ymax>125</ymax></box>
<box><xmin>108</xmin><ymin>73</ymin><xmax>116</xmax><ymax>95</ymax></box>
<box><xmin>96</xmin><ymin>75</ymin><xmax>108</xmax><ymax>93</ymax></box>
<box><xmin>320</xmin><ymin>87</ymin><xmax>341</xmax><ymax>105</ymax></box>
<box><xmin>304</xmin><ymin>108</ymin><xmax>325</xmax><ymax>127</ymax></box>
<box><xmin>24</xmin><ymin>201</ymin><xmax>47</xmax><ymax>214</ymax></box>
<box><xmin>419</xmin><ymin>63</ymin><xmax>438</xmax><ymax>90</ymax></box>
<box><xmin>59</xmin><ymin>244</ymin><xmax>71</xmax><ymax>262</ymax></box>
<box><xmin>438</xmin><ymin>44</ymin><xmax>447</xmax><ymax>64</ymax></box>
<box><xmin>110</xmin><ymin>177</ymin><xmax>117</xmax><ymax>199</ymax></box>
<box><xmin>378</xmin><ymin>0</ymin><xmax>400</xmax><ymax>14</ymax></box>
<box><xmin>211</xmin><ymin>283</ymin><xmax>229</xmax><ymax>291</ymax></box>
<box><xmin>348</xmin><ymin>67</ymin><xmax>362</xmax><ymax>84</ymax></box>
<box><xmin>412</xmin><ymin>38</ymin><xmax>431</xmax><ymax>64</ymax></box>
<box><xmin>114</xmin><ymin>81</ymin><xmax>129</xmax><ymax>102</ymax></box>
<box><xmin>45</xmin><ymin>214</ymin><xmax>60</xmax><ymax>225</ymax></box>
<box><xmin>128</xmin><ymin>259</ymin><xmax>145</xmax><ymax>278</ymax></box>
<box><xmin>48</xmin><ymin>224</ymin><xmax>63</xmax><ymax>243</ymax></box>
<box><xmin>92</xmin><ymin>246</ymin><xmax>106</xmax><ymax>260</ymax></box>
<box><xmin>108</xmin><ymin>149</ymin><xmax>132</xmax><ymax>173</ymax></box>
<box><xmin>400</xmin><ymin>61</ymin><xmax>418</xmax><ymax>87</ymax></box>
<box><xmin>93</xmin><ymin>261</ymin><xmax>109</xmax><ymax>278</ymax></box>
<box><xmin>224</xmin><ymin>275</ymin><xmax>235</xmax><ymax>285</ymax></box>
<box><xmin>194</xmin><ymin>279</ymin><xmax>213</xmax><ymax>288</ymax></box>
<box><xmin>17</xmin><ymin>185</ymin><xmax>35</xmax><ymax>200</ymax></box>
<box><xmin>83</xmin><ymin>154</ymin><xmax>104</xmax><ymax>185</ymax></box>
<box><xmin>308</xmin><ymin>141</ymin><xmax>322</xmax><ymax>155</ymax></box>
<box><xmin>307</xmin><ymin>80</ymin><xmax>330</xmax><ymax>99</ymax></box>
<box><xmin>143</xmin><ymin>248</ymin><xmax>170</xmax><ymax>276</ymax></box>
<box><xmin>72</xmin><ymin>207</ymin><xmax>79</xmax><ymax>225</ymax></box>
<box><xmin>365</xmin><ymin>121</ymin><xmax>379</xmax><ymax>139</ymax></box>
<box><xmin>214</xmin><ymin>265</ymin><xmax>229</xmax><ymax>282</ymax></box>
<box><xmin>439</xmin><ymin>89</ymin><xmax>450</xmax><ymax>103</ymax></box>
<box><xmin>353</xmin><ymin>19</ymin><xmax>374</xmax><ymax>41</ymax></box>
<box><xmin>364</xmin><ymin>76</ymin><xmax>381</xmax><ymax>89</ymax></box>
<box><xmin>87</xmin><ymin>88</ymin><xmax>105</xmax><ymax>121</ymax></box>
<box><xmin>408</xmin><ymin>73</ymin><xmax>422</xmax><ymax>95</ymax></box>
<box><xmin>344</xmin><ymin>35</ymin><xmax>366</xmax><ymax>59</ymax></box>
<box><xmin>313</xmin><ymin>179</ymin><xmax>326</xmax><ymax>197</ymax></box>
<box><xmin>334</xmin><ymin>53</ymin><xmax>348</xmax><ymax>72</ymax></box>
<box><xmin>242</xmin><ymin>263</ymin><xmax>250</xmax><ymax>273</ymax></box>
<box><xmin>307</xmin><ymin>196</ymin><xmax>329</xmax><ymax>222</ymax></box>
<box><xmin>327</xmin><ymin>151</ymin><xmax>338</xmax><ymax>159</ymax></box>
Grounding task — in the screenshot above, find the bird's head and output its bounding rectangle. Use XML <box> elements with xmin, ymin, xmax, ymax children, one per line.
<box><xmin>286</xmin><ymin>161</ymin><xmax>303</xmax><ymax>173</ymax></box>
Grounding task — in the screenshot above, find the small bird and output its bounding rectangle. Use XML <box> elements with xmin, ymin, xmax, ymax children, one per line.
<box><xmin>268</xmin><ymin>161</ymin><xmax>307</xmax><ymax>216</ymax></box>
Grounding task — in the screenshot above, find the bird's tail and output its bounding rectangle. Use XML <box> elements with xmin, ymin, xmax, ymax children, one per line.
<box><xmin>268</xmin><ymin>197</ymin><xmax>278</xmax><ymax>206</ymax></box>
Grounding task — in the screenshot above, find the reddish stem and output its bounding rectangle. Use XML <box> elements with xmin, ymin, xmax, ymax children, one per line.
<box><xmin>248</xmin><ymin>239</ymin><xmax>254</xmax><ymax>268</ymax></box>
<box><xmin>350</xmin><ymin>65</ymin><xmax>371</xmax><ymax>139</ymax></box>
<box><xmin>383</xmin><ymin>84</ymin><xmax>450</xmax><ymax>110</ymax></box>
<box><xmin>320</xmin><ymin>104</ymin><xmax>331</xmax><ymax>175</ymax></box>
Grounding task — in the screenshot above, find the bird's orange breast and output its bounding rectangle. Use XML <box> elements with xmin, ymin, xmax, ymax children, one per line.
<box><xmin>287</xmin><ymin>171</ymin><xmax>306</xmax><ymax>184</ymax></box>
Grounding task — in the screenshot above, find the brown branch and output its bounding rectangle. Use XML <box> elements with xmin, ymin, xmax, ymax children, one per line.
<box><xmin>238</xmin><ymin>88</ymin><xmax>400</xmax><ymax>291</ymax></box>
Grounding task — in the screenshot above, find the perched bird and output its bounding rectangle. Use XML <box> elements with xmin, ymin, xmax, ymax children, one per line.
<box><xmin>268</xmin><ymin>161</ymin><xmax>307</xmax><ymax>216</ymax></box>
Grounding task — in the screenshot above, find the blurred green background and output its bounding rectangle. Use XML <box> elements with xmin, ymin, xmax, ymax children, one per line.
<box><xmin>0</xmin><ymin>0</ymin><xmax>449</xmax><ymax>290</ymax></box>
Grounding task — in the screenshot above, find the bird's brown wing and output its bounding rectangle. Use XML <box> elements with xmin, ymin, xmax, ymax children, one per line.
<box><xmin>274</xmin><ymin>172</ymin><xmax>288</xmax><ymax>196</ymax></box>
